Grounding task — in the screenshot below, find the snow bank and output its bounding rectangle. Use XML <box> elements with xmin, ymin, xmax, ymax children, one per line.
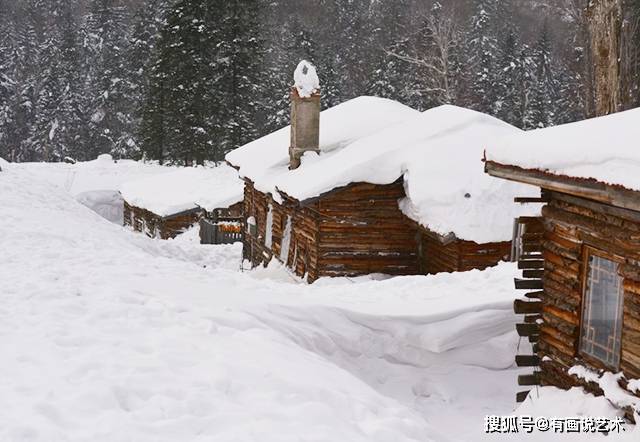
<box><xmin>119</xmin><ymin>164</ymin><xmax>243</xmax><ymax>217</ymax></box>
<box><xmin>495</xmin><ymin>387</ymin><xmax>637</xmax><ymax>441</ymax></box>
<box><xmin>76</xmin><ymin>190</ymin><xmax>124</xmax><ymax>224</ymax></box>
<box><xmin>1</xmin><ymin>164</ymin><xmax>536</xmax><ymax>441</ymax></box>
<box><xmin>12</xmin><ymin>157</ymin><xmax>173</xmax><ymax>197</ymax></box>
<box><xmin>486</xmin><ymin>107</ymin><xmax>640</xmax><ymax>191</ymax></box>
<box><xmin>294</xmin><ymin>60</ymin><xmax>320</xmax><ymax>97</ymax></box>
<box><xmin>0</xmin><ymin>156</ymin><xmax>9</xmax><ymax>171</ymax></box>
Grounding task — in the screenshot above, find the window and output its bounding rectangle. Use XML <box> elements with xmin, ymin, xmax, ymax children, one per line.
<box><xmin>579</xmin><ymin>250</ymin><xmax>624</xmax><ymax>369</ymax></box>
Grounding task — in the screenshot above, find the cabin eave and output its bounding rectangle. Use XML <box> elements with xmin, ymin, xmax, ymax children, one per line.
<box><xmin>485</xmin><ymin>160</ymin><xmax>640</xmax><ymax>212</ymax></box>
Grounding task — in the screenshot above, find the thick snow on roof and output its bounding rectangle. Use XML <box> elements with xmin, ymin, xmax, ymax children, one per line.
<box><xmin>486</xmin><ymin>107</ymin><xmax>640</xmax><ymax>191</ymax></box>
<box><xmin>119</xmin><ymin>164</ymin><xmax>243</xmax><ymax>217</ymax></box>
<box><xmin>225</xmin><ymin>96</ymin><xmax>421</xmax><ymax>194</ymax></box>
<box><xmin>293</xmin><ymin>60</ymin><xmax>320</xmax><ymax>98</ymax></box>
<box><xmin>275</xmin><ymin>105</ymin><xmax>539</xmax><ymax>243</ymax></box>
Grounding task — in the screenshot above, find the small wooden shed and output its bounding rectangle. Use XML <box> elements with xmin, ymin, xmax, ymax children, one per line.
<box><xmin>485</xmin><ymin>108</ymin><xmax>640</xmax><ymax>420</ymax></box>
<box><xmin>120</xmin><ymin>164</ymin><xmax>244</xmax><ymax>241</ymax></box>
<box><xmin>123</xmin><ymin>201</ymin><xmax>201</xmax><ymax>239</ymax></box>
<box><xmin>227</xmin><ymin>67</ymin><xmax>536</xmax><ymax>282</ymax></box>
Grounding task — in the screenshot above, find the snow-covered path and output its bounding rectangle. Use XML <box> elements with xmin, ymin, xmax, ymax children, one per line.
<box><xmin>3</xmin><ymin>163</ymin><xmax>625</xmax><ymax>441</ymax></box>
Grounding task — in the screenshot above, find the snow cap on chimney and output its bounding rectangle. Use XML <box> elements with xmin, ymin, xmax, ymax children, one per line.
<box><xmin>294</xmin><ymin>60</ymin><xmax>320</xmax><ymax>98</ymax></box>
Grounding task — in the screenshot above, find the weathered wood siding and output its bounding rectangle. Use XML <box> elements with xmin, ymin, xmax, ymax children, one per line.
<box><xmin>242</xmin><ymin>181</ymin><xmax>321</xmax><ymax>280</ymax></box>
<box><xmin>315</xmin><ymin>180</ymin><xmax>418</xmax><ymax>279</ymax></box>
<box><xmin>123</xmin><ymin>200</ymin><xmax>200</xmax><ymax>240</ymax></box>
<box><xmin>534</xmin><ymin>191</ymin><xmax>640</xmax><ymax>420</ymax></box>
<box><xmin>420</xmin><ymin>231</ymin><xmax>510</xmax><ymax>274</ymax></box>
<box><xmin>242</xmin><ymin>179</ymin><xmax>512</xmax><ymax>282</ymax></box>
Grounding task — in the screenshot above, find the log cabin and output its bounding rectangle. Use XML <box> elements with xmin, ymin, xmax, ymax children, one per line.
<box><xmin>226</xmin><ymin>61</ymin><xmax>538</xmax><ymax>282</ymax></box>
<box><xmin>484</xmin><ymin>108</ymin><xmax>640</xmax><ymax>421</ymax></box>
<box><xmin>120</xmin><ymin>164</ymin><xmax>243</xmax><ymax>241</ymax></box>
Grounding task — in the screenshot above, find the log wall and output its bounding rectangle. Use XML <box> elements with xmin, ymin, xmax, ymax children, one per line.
<box><xmin>532</xmin><ymin>191</ymin><xmax>640</xmax><ymax>421</ymax></box>
<box><xmin>123</xmin><ymin>200</ymin><xmax>200</xmax><ymax>240</ymax></box>
<box><xmin>315</xmin><ymin>180</ymin><xmax>418</xmax><ymax>279</ymax></box>
<box><xmin>242</xmin><ymin>179</ymin><xmax>512</xmax><ymax>282</ymax></box>
<box><xmin>242</xmin><ymin>181</ymin><xmax>321</xmax><ymax>280</ymax></box>
<box><xmin>420</xmin><ymin>231</ymin><xmax>510</xmax><ymax>274</ymax></box>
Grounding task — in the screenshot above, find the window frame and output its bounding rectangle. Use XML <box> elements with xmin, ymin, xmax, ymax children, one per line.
<box><xmin>578</xmin><ymin>245</ymin><xmax>625</xmax><ymax>371</ymax></box>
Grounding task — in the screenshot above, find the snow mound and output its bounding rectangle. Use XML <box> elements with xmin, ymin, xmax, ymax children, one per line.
<box><xmin>494</xmin><ymin>387</ymin><xmax>637</xmax><ymax>441</ymax></box>
<box><xmin>0</xmin><ymin>156</ymin><xmax>9</xmax><ymax>171</ymax></box>
<box><xmin>96</xmin><ymin>153</ymin><xmax>114</xmax><ymax>162</ymax></box>
<box><xmin>486</xmin><ymin>107</ymin><xmax>640</xmax><ymax>191</ymax></box>
<box><xmin>119</xmin><ymin>164</ymin><xmax>243</xmax><ymax>217</ymax></box>
<box><xmin>76</xmin><ymin>190</ymin><xmax>124</xmax><ymax>224</ymax></box>
<box><xmin>294</xmin><ymin>60</ymin><xmax>320</xmax><ymax>97</ymax></box>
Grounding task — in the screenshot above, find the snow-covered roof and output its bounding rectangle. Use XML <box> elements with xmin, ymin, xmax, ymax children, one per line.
<box><xmin>486</xmin><ymin>108</ymin><xmax>640</xmax><ymax>192</ymax></box>
<box><xmin>229</xmin><ymin>100</ymin><xmax>539</xmax><ymax>243</ymax></box>
<box><xmin>226</xmin><ymin>95</ymin><xmax>421</xmax><ymax>194</ymax></box>
<box><xmin>119</xmin><ymin>164</ymin><xmax>244</xmax><ymax>217</ymax></box>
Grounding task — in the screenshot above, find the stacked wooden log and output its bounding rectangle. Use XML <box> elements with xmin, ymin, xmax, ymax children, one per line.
<box><xmin>513</xmin><ymin>191</ymin><xmax>640</xmax><ymax>422</ymax></box>
<box><xmin>419</xmin><ymin>231</ymin><xmax>510</xmax><ymax>274</ymax></box>
<box><xmin>513</xmin><ymin>215</ymin><xmax>545</xmax><ymax>403</ymax></box>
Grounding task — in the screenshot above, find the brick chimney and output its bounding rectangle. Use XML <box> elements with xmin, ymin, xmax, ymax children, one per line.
<box><xmin>289</xmin><ymin>61</ymin><xmax>320</xmax><ymax>170</ymax></box>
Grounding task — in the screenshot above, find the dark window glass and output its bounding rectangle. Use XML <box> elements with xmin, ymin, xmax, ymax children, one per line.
<box><xmin>580</xmin><ymin>253</ymin><xmax>624</xmax><ymax>368</ymax></box>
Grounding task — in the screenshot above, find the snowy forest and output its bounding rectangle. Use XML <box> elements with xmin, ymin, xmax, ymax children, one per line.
<box><xmin>1</xmin><ymin>0</ymin><xmax>639</xmax><ymax>165</ymax></box>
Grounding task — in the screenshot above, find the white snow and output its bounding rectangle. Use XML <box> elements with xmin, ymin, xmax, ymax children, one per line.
<box><xmin>75</xmin><ymin>190</ymin><xmax>125</xmax><ymax>224</ymax></box>
<box><xmin>569</xmin><ymin>365</ymin><xmax>640</xmax><ymax>412</ymax></box>
<box><xmin>119</xmin><ymin>164</ymin><xmax>243</xmax><ymax>217</ymax></box>
<box><xmin>0</xmin><ymin>156</ymin><xmax>9</xmax><ymax>170</ymax></box>
<box><xmin>501</xmin><ymin>386</ymin><xmax>638</xmax><ymax>441</ymax></box>
<box><xmin>8</xmin><ymin>156</ymin><xmax>177</xmax><ymax>223</ymax></box>
<box><xmin>49</xmin><ymin>119</ymin><xmax>59</xmax><ymax>141</ymax></box>
<box><xmin>229</xmin><ymin>102</ymin><xmax>539</xmax><ymax>243</ymax></box>
<box><xmin>226</xmin><ymin>96</ymin><xmax>419</xmax><ymax>194</ymax></box>
<box><xmin>2</xmin><ymin>163</ymin><xmax>636</xmax><ymax>441</ymax></box>
<box><xmin>293</xmin><ymin>60</ymin><xmax>320</xmax><ymax>98</ymax></box>
<box><xmin>486</xmin><ymin>107</ymin><xmax>640</xmax><ymax>191</ymax></box>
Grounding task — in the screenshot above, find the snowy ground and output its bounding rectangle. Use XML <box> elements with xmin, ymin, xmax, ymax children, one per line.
<box><xmin>1</xmin><ymin>161</ymin><xmax>636</xmax><ymax>441</ymax></box>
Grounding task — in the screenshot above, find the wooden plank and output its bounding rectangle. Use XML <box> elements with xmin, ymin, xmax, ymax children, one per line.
<box><xmin>514</xmin><ymin>299</ymin><xmax>543</xmax><ymax>314</ymax></box>
<box><xmin>517</xmin><ymin>323</ymin><xmax>540</xmax><ymax>337</ymax></box>
<box><xmin>520</xmin><ymin>253</ymin><xmax>543</xmax><ymax>260</ymax></box>
<box><xmin>485</xmin><ymin>161</ymin><xmax>640</xmax><ymax>212</ymax></box>
<box><xmin>524</xmin><ymin>290</ymin><xmax>545</xmax><ymax>299</ymax></box>
<box><xmin>518</xmin><ymin>373</ymin><xmax>540</xmax><ymax>386</ymax></box>
<box><xmin>550</xmin><ymin>190</ymin><xmax>640</xmax><ymax>225</ymax></box>
<box><xmin>516</xmin><ymin>355</ymin><xmax>541</xmax><ymax>367</ymax></box>
<box><xmin>524</xmin><ymin>314</ymin><xmax>542</xmax><ymax>324</ymax></box>
<box><xmin>518</xmin><ymin>260</ymin><xmax>544</xmax><ymax>269</ymax></box>
<box><xmin>515</xmin><ymin>197</ymin><xmax>549</xmax><ymax>203</ymax></box>
<box><xmin>515</xmin><ymin>278</ymin><xmax>544</xmax><ymax>290</ymax></box>
<box><xmin>522</xmin><ymin>269</ymin><xmax>544</xmax><ymax>279</ymax></box>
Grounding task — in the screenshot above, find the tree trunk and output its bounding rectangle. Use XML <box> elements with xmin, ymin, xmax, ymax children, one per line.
<box><xmin>586</xmin><ymin>0</ymin><xmax>623</xmax><ymax>116</ymax></box>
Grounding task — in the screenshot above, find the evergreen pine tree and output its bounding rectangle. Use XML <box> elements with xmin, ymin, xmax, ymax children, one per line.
<box><xmin>466</xmin><ymin>0</ymin><xmax>499</xmax><ymax>114</ymax></box>
<box><xmin>525</xmin><ymin>20</ymin><xmax>558</xmax><ymax>129</ymax></box>
<box><xmin>85</xmin><ymin>0</ymin><xmax>132</xmax><ymax>159</ymax></box>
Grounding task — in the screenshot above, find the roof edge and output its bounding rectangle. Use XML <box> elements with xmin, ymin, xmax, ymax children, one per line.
<box><xmin>484</xmin><ymin>160</ymin><xmax>640</xmax><ymax>212</ymax></box>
